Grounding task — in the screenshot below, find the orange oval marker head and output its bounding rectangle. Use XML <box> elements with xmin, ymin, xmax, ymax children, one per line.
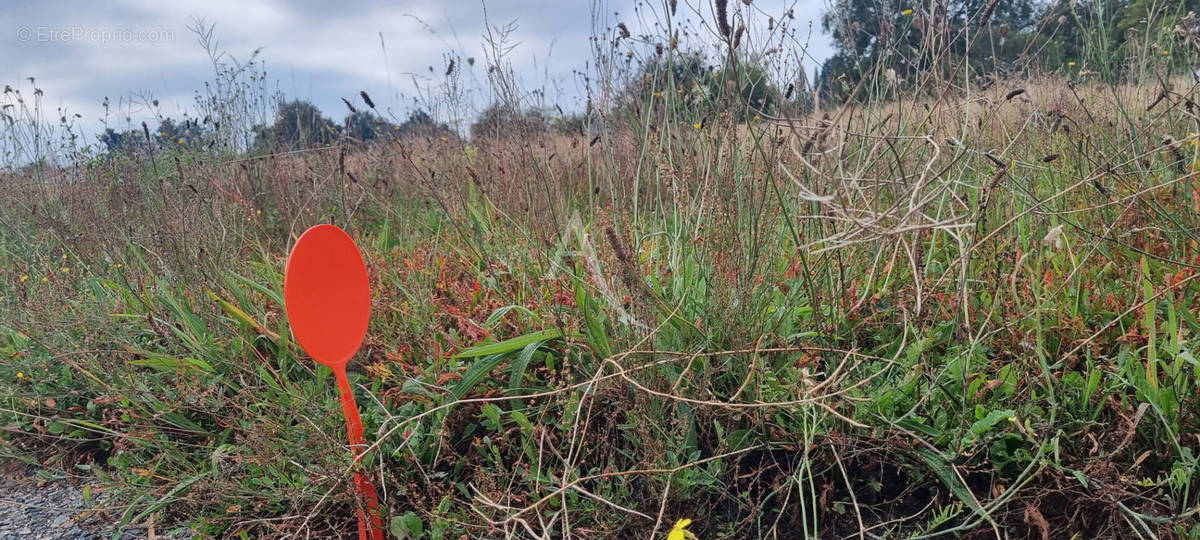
<box><xmin>285</xmin><ymin>224</ymin><xmax>371</xmax><ymax>368</ymax></box>
<box><xmin>284</xmin><ymin>224</ymin><xmax>384</xmax><ymax>540</ymax></box>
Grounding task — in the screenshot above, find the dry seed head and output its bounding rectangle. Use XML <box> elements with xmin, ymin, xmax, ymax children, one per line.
<box><xmin>733</xmin><ymin>24</ymin><xmax>745</xmax><ymax>48</ymax></box>
<box><xmin>1043</xmin><ymin>225</ymin><xmax>1065</xmax><ymax>249</ymax></box>
<box><xmin>716</xmin><ymin>0</ymin><xmax>731</xmax><ymax>38</ymax></box>
<box><xmin>979</xmin><ymin>0</ymin><xmax>1000</xmax><ymax>27</ymax></box>
<box><xmin>617</xmin><ymin>22</ymin><xmax>631</xmax><ymax>39</ymax></box>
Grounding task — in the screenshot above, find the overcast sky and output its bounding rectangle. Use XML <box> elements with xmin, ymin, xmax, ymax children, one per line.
<box><xmin>2</xmin><ymin>0</ymin><xmax>833</xmax><ymax>142</ymax></box>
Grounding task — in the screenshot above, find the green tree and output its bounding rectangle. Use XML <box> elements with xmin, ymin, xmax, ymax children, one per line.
<box><xmin>397</xmin><ymin>110</ymin><xmax>457</xmax><ymax>141</ymax></box>
<box><xmin>713</xmin><ymin>59</ymin><xmax>780</xmax><ymax>116</ymax></box>
<box><xmin>253</xmin><ymin>100</ymin><xmax>339</xmax><ymax>151</ymax></box>
<box><xmin>157</xmin><ymin>117</ymin><xmax>205</xmax><ymax>149</ymax></box>
<box><xmin>819</xmin><ymin>0</ymin><xmax>1040</xmax><ymax>98</ymax></box>
<box><xmin>344</xmin><ymin>111</ymin><xmax>397</xmax><ymax>144</ymax></box>
<box><xmin>470</xmin><ymin>104</ymin><xmax>544</xmax><ymax>140</ymax></box>
<box><xmin>618</xmin><ymin>51</ymin><xmax>781</xmax><ymax>121</ymax></box>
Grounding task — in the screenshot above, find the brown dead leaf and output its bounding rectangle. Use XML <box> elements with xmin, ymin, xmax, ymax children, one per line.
<box><xmin>1024</xmin><ymin>502</ymin><xmax>1050</xmax><ymax>540</ymax></box>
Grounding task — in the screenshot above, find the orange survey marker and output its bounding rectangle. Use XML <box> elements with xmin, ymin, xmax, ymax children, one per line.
<box><xmin>284</xmin><ymin>224</ymin><xmax>384</xmax><ymax>540</ymax></box>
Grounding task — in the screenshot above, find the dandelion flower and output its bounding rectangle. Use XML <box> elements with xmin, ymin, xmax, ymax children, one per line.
<box><xmin>902</xmin><ymin>8</ymin><xmax>913</xmax><ymax>15</ymax></box>
<box><xmin>20</xmin><ymin>275</ymin><xmax>28</xmax><ymax>282</ymax></box>
<box><xmin>692</xmin><ymin>122</ymin><xmax>702</xmax><ymax>130</ymax></box>
<box><xmin>1163</xmin><ymin>49</ymin><xmax>1171</xmax><ymax>56</ymax></box>
<box><xmin>668</xmin><ymin>519</ymin><xmax>696</xmax><ymax>540</ymax></box>
<box><xmin>41</xmin><ymin>277</ymin><xmax>48</xmax><ymax>283</ymax></box>
<box><xmin>16</xmin><ymin>372</ymin><xmax>24</xmax><ymax>379</ymax></box>
<box><xmin>1067</xmin><ymin>61</ymin><xmax>1076</xmax><ymax>67</ymax></box>
<box><xmin>61</xmin><ymin>267</ymin><xmax>69</xmax><ymax>273</ymax></box>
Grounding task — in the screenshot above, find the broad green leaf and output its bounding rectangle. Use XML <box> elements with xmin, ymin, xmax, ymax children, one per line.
<box><xmin>207</xmin><ymin>289</ymin><xmax>281</xmax><ymax>342</ymax></box>
<box><xmin>452</xmin><ymin>329</ymin><xmax>562</xmax><ymax>359</ymax></box>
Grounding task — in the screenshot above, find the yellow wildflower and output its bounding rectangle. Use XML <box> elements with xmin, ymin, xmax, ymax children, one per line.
<box><xmin>177</xmin><ymin>138</ymin><xmax>185</xmax><ymax>144</ymax></box>
<box><xmin>1067</xmin><ymin>61</ymin><xmax>1076</xmax><ymax>67</ymax></box>
<box><xmin>41</xmin><ymin>277</ymin><xmax>48</xmax><ymax>283</ymax></box>
<box><xmin>1162</xmin><ymin>49</ymin><xmax>1171</xmax><ymax>56</ymax></box>
<box><xmin>668</xmin><ymin>519</ymin><xmax>696</xmax><ymax>540</ymax></box>
<box><xmin>16</xmin><ymin>372</ymin><xmax>24</xmax><ymax>379</ymax></box>
<box><xmin>902</xmin><ymin>8</ymin><xmax>913</xmax><ymax>15</ymax></box>
<box><xmin>20</xmin><ymin>275</ymin><xmax>28</xmax><ymax>282</ymax></box>
<box><xmin>61</xmin><ymin>267</ymin><xmax>69</xmax><ymax>273</ymax></box>
<box><xmin>692</xmin><ymin>122</ymin><xmax>702</xmax><ymax>130</ymax></box>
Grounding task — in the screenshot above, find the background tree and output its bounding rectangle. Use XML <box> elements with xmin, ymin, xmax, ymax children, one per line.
<box><xmin>617</xmin><ymin>50</ymin><xmax>782</xmax><ymax>123</ymax></box>
<box><xmin>396</xmin><ymin>110</ymin><xmax>457</xmax><ymax>141</ymax></box>
<box><xmin>156</xmin><ymin>117</ymin><xmax>206</xmax><ymax>149</ymax></box>
<box><xmin>820</xmin><ymin>0</ymin><xmax>1040</xmax><ymax>98</ymax></box>
<box><xmin>343</xmin><ymin>111</ymin><xmax>397</xmax><ymax>144</ymax></box>
<box><xmin>252</xmin><ymin>99</ymin><xmax>339</xmax><ymax>151</ymax></box>
<box><xmin>470</xmin><ymin>104</ymin><xmax>544</xmax><ymax>140</ymax></box>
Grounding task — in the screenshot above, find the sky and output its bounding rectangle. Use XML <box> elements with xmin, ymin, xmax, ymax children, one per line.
<box><xmin>1</xmin><ymin>0</ymin><xmax>833</xmax><ymax>144</ymax></box>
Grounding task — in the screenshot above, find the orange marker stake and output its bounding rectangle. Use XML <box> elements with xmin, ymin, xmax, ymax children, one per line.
<box><xmin>284</xmin><ymin>224</ymin><xmax>384</xmax><ymax>540</ymax></box>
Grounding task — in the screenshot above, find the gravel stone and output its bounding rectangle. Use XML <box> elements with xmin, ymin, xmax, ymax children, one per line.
<box><xmin>0</xmin><ymin>465</ymin><xmax>192</xmax><ymax>540</ymax></box>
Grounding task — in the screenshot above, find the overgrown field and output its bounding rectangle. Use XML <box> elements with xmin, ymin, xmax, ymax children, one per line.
<box><xmin>6</xmin><ymin>7</ymin><xmax>1200</xmax><ymax>537</ymax></box>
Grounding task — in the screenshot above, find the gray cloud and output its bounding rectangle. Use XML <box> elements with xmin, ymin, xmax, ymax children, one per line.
<box><xmin>1</xmin><ymin>0</ymin><xmax>832</xmax><ymax>143</ymax></box>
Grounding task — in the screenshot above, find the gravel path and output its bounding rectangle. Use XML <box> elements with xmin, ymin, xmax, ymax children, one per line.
<box><xmin>0</xmin><ymin>465</ymin><xmax>185</xmax><ymax>540</ymax></box>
